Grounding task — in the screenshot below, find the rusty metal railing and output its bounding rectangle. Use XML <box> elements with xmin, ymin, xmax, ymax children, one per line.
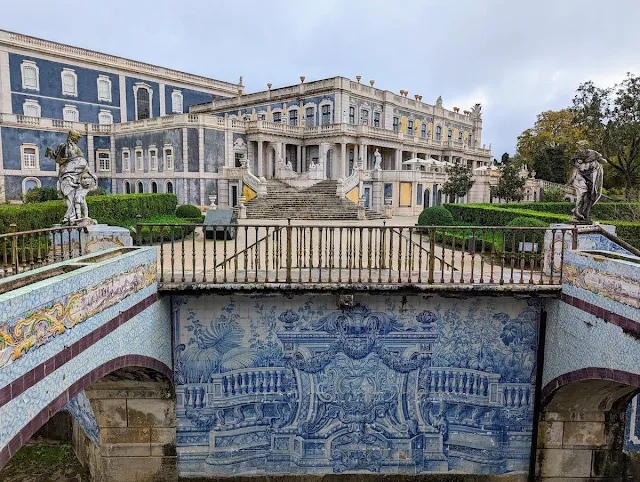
<box><xmin>137</xmin><ymin>221</ymin><xmax>578</xmax><ymax>287</ymax></box>
<box><xmin>0</xmin><ymin>224</ymin><xmax>87</xmax><ymax>279</ymax></box>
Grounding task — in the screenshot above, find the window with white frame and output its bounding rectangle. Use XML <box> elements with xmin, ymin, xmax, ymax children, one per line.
<box><xmin>447</xmin><ymin>129</ymin><xmax>453</xmax><ymax>141</ymax></box>
<box><xmin>289</xmin><ymin>109</ymin><xmax>298</xmax><ymax>126</ymax></box>
<box><xmin>23</xmin><ymin>100</ymin><xmax>41</xmax><ymax>118</ymax></box>
<box><xmin>171</xmin><ymin>90</ymin><xmax>183</xmax><ymax>113</ymax></box>
<box><xmin>373</xmin><ymin>112</ymin><xmax>380</xmax><ymax>127</ymax></box>
<box><xmin>63</xmin><ymin>105</ymin><xmax>79</xmax><ymax>122</ymax></box>
<box><xmin>97</xmin><ymin>150</ymin><xmax>111</xmax><ymax>171</ymax></box>
<box><xmin>97</xmin><ymin>75</ymin><xmax>112</xmax><ymax>102</ymax></box>
<box><xmin>468</xmin><ymin>133</ymin><xmax>472</xmax><ymax>147</ymax></box>
<box><xmin>23</xmin><ymin>177</ymin><xmax>40</xmax><ymax>194</ymax></box>
<box><xmin>137</xmin><ymin>181</ymin><xmax>144</xmax><ymax>193</ymax></box>
<box><xmin>392</xmin><ymin>117</ymin><xmax>399</xmax><ymax>132</ymax></box>
<box><xmin>149</xmin><ymin>147</ymin><xmax>158</xmax><ymax>170</ymax></box>
<box><xmin>61</xmin><ymin>69</ymin><xmax>77</xmax><ymax>96</ymax></box>
<box><xmin>360</xmin><ymin>109</ymin><xmax>369</xmax><ymax>126</ymax></box>
<box><xmin>305</xmin><ymin>107</ymin><xmax>315</xmax><ymax>127</ymax></box>
<box><xmin>166</xmin><ymin>181</ymin><xmax>174</xmax><ymax>194</ymax></box>
<box><xmin>21</xmin><ymin>144</ymin><xmax>38</xmax><ymax>169</ymax></box>
<box><xmin>21</xmin><ymin>61</ymin><xmax>39</xmax><ymax>90</ymax></box>
<box><xmin>349</xmin><ymin>106</ymin><xmax>355</xmax><ymax>124</ymax></box>
<box><xmin>458</xmin><ymin>131</ymin><xmax>463</xmax><ymax>142</ymax></box>
<box><xmin>257</xmin><ymin>112</ymin><xmax>266</xmax><ymax>121</ymax></box>
<box><xmin>133</xmin><ymin>83</ymin><xmax>152</xmax><ymax>120</ymax></box>
<box><xmin>124</xmin><ymin>181</ymin><xmax>131</xmax><ymax>194</ymax></box>
<box><xmin>435</xmin><ymin>126</ymin><xmax>442</xmax><ymax>141</ymax></box>
<box><xmin>135</xmin><ymin>149</ymin><xmax>143</xmax><ymax>171</ymax></box>
<box><xmin>321</xmin><ymin>104</ymin><xmax>331</xmax><ymax>125</ymax></box>
<box><xmin>122</xmin><ymin>150</ymin><xmax>131</xmax><ymax>171</ymax></box>
<box><xmin>421</xmin><ymin>123</ymin><xmax>427</xmax><ymax>138</ymax></box>
<box><xmin>407</xmin><ymin>119</ymin><xmax>414</xmax><ymax>135</ymax></box>
<box><xmin>272</xmin><ymin>111</ymin><xmax>282</xmax><ymax>123</ymax></box>
<box><xmin>98</xmin><ymin>110</ymin><xmax>113</xmax><ymax>125</ymax></box>
<box><xmin>164</xmin><ymin>145</ymin><xmax>174</xmax><ymax>170</ymax></box>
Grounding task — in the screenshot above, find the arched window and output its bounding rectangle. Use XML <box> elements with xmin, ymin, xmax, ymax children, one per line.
<box><xmin>137</xmin><ymin>181</ymin><xmax>144</xmax><ymax>193</ymax></box>
<box><xmin>61</xmin><ymin>69</ymin><xmax>77</xmax><ymax>96</ymax></box>
<box><xmin>22</xmin><ymin>177</ymin><xmax>40</xmax><ymax>194</ymax></box>
<box><xmin>21</xmin><ymin>61</ymin><xmax>39</xmax><ymax>90</ymax></box>
<box><xmin>171</xmin><ymin>90</ymin><xmax>183</xmax><ymax>113</ymax></box>
<box><xmin>97</xmin><ymin>76</ymin><xmax>112</xmax><ymax>102</ymax></box>
<box><xmin>151</xmin><ymin>181</ymin><xmax>158</xmax><ymax>193</ymax></box>
<box><xmin>23</xmin><ymin>100</ymin><xmax>40</xmax><ymax>118</ymax></box>
<box><xmin>435</xmin><ymin>126</ymin><xmax>442</xmax><ymax>141</ymax></box>
<box><xmin>448</xmin><ymin>129</ymin><xmax>453</xmax><ymax>141</ymax></box>
<box><xmin>134</xmin><ymin>84</ymin><xmax>152</xmax><ymax>120</ymax></box>
<box><xmin>124</xmin><ymin>181</ymin><xmax>131</xmax><ymax>194</ymax></box>
<box><xmin>166</xmin><ymin>181</ymin><xmax>174</xmax><ymax>194</ymax></box>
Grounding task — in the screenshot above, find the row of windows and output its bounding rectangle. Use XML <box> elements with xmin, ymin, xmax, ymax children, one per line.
<box><xmin>123</xmin><ymin>180</ymin><xmax>173</xmax><ymax>194</ymax></box>
<box><xmin>348</xmin><ymin>106</ymin><xmax>381</xmax><ymax>127</ymax></box>
<box><xmin>22</xmin><ymin>99</ymin><xmax>114</xmax><ymax>124</ymax></box>
<box><xmin>121</xmin><ymin>146</ymin><xmax>174</xmax><ymax>172</ymax></box>
<box><xmin>249</xmin><ymin>104</ymin><xmax>333</xmax><ymax>127</ymax></box>
<box><xmin>20</xmin><ymin>61</ymin><xmax>184</xmax><ymax>119</ymax></box>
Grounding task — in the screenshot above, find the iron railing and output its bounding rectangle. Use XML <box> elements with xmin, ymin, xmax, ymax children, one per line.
<box><xmin>0</xmin><ymin>224</ymin><xmax>87</xmax><ymax>279</ymax></box>
<box><xmin>136</xmin><ymin>222</ymin><xmax>577</xmax><ymax>286</ymax></box>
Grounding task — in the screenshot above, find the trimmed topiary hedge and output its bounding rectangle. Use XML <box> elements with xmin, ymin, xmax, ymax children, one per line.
<box><xmin>175</xmin><ymin>204</ymin><xmax>202</xmax><ymax>219</ymax></box>
<box><xmin>417</xmin><ymin>206</ymin><xmax>454</xmax><ymax>226</ymax></box>
<box><xmin>0</xmin><ymin>193</ymin><xmax>177</xmax><ymax>233</ymax></box>
<box><xmin>478</xmin><ymin>202</ymin><xmax>640</xmax><ymax>222</ymax></box>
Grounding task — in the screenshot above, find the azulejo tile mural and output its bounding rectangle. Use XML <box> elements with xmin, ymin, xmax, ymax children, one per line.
<box><xmin>173</xmin><ymin>294</ymin><xmax>540</xmax><ymax>476</ymax></box>
<box><xmin>0</xmin><ymin>262</ymin><xmax>156</xmax><ymax>369</ymax></box>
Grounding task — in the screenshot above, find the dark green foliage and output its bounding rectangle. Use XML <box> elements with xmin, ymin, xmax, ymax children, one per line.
<box><xmin>175</xmin><ymin>204</ymin><xmax>202</xmax><ymax>219</ymax></box>
<box><xmin>22</xmin><ymin>187</ymin><xmax>60</xmax><ymax>204</ymax></box>
<box><xmin>418</xmin><ymin>206</ymin><xmax>454</xmax><ymax>226</ymax></box>
<box><xmin>505</xmin><ymin>216</ymin><xmax>549</xmax><ymax>253</ymax></box>
<box><xmin>532</xmin><ymin>146</ymin><xmax>571</xmax><ymax>184</ymax></box>
<box><xmin>442</xmin><ymin>164</ymin><xmax>475</xmax><ymax>199</ymax></box>
<box><xmin>540</xmin><ymin>187</ymin><xmax>567</xmax><ymax>202</ymax></box>
<box><xmin>87</xmin><ymin>187</ymin><xmax>107</xmax><ymax>196</ymax></box>
<box><xmin>486</xmin><ymin>201</ymin><xmax>640</xmax><ymax>221</ymax></box>
<box><xmin>490</xmin><ymin>163</ymin><xmax>526</xmax><ymax>202</ymax></box>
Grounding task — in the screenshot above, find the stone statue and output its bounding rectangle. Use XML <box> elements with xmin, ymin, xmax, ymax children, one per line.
<box><xmin>471</xmin><ymin>103</ymin><xmax>482</xmax><ymax>118</ymax></box>
<box><xmin>284</xmin><ymin>158</ymin><xmax>293</xmax><ymax>170</ymax></box>
<box><xmin>373</xmin><ymin>149</ymin><xmax>382</xmax><ymax>171</ymax></box>
<box><xmin>436</xmin><ymin>96</ymin><xmax>443</xmax><ymax>108</ymax></box>
<box><xmin>568</xmin><ymin>141</ymin><xmax>607</xmax><ymax>224</ymax></box>
<box><xmin>45</xmin><ymin>130</ymin><xmax>97</xmax><ymax>225</ymax></box>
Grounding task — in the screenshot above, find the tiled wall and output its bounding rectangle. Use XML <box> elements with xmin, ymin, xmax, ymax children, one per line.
<box><xmin>173</xmin><ymin>293</ymin><xmax>541</xmax><ymax>476</ymax></box>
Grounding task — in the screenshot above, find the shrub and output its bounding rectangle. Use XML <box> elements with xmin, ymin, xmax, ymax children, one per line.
<box><xmin>130</xmin><ymin>215</ymin><xmax>198</xmax><ymax>244</ymax></box>
<box><xmin>22</xmin><ymin>187</ymin><xmax>60</xmax><ymax>204</ymax></box>
<box><xmin>540</xmin><ymin>187</ymin><xmax>566</xmax><ymax>202</ymax></box>
<box><xmin>175</xmin><ymin>204</ymin><xmax>202</xmax><ymax>219</ymax></box>
<box><xmin>418</xmin><ymin>206</ymin><xmax>454</xmax><ymax>226</ymax></box>
<box><xmin>87</xmin><ymin>187</ymin><xmax>107</xmax><ymax>196</ymax></box>
<box><xmin>504</xmin><ymin>216</ymin><xmax>548</xmax><ymax>253</ymax></box>
<box><xmin>443</xmin><ymin>204</ymin><xmax>570</xmax><ymax>226</ymax></box>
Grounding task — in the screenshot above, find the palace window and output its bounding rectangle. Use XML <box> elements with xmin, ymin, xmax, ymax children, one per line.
<box><xmin>321</xmin><ymin>104</ymin><xmax>331</xmax><ymax>125</ymax></box>
<box><xmin>124</xmin><ymin>181</ymin><xmax>131</xmax><ymax>194</ymax></box>
<box><xmin>63</xmin><ymin>105</ymin><xmax>79</xmax><ymax>122</ymax></box>
<box><xmin>435</xmin><ymin>126</ymin><xmax>442</xmax><ymax>141</ymax></box>
<box><xmin>171</xmin><ymin>90</ymin><xmax>183</xmax><ymax>113</ymax></box>
<box><xmin>61</xmin><ymin>69</ymin><xmax>77</xmax><ymax>96</ymax></box>
<box><xmin>135</xmin><ymin>149</ymin><xmax>143</xmax><ymax>170</ymax></box>
<box><xmin>23</xmin><ymin>100</ymin><xmax>40</xmax><ymax>118</ymax></box>
<box><xmin>392</xmin><ymin>116</ymin><xmax>399</xmax><ymax>132</ymax></box>
<box><xmin>164</xmin><ymin>145</ymin><xmax>174</xmax><ymax>170</ymax></box>
<box><xmin>407</xmin><ymin>120</ymin><xmax>414</xmax><ymax>135</ymax></box>
<box><xmin>305</xmin><ymin>107</ymin><xmax>315</xmax><ymax>127</ymax></box>
<box><xmin>22</xmin><ymin>177</ymin><xmax>40</xmax><ymax>194</ymax></box>
<box><xmin>166</xmin><ymin>181</ymin><xmax>174</xmax><ymax>194</ymax></box>
<box><xmin>235</xmin><ymin>152</ymin><xmax>244</xmax><ymax>167</ymax></box>
<box><xmin>98</xmin><ymin>110</ymin><xmax>113</xmax><ymax>125</ymax></box>
<box><xmin>349</xmin><ymin>106</ymin><xmax>355</xmax><ymax>124</ymax></box>
<box><xmin>151</xmin><ymin>181</ymin><xmax>158</xmax><ymax>193</ymax></box>
<box><xmin>448</xmin><ymin>129</ymin><xmax>453</xmax><ymax>141</ymax></box>
<box><xmin>468</xmin><ymin>133</ymin><xmax>472</xmax><ymax>147</ymax></box>
<box><xmin>134</xmin><ymin>84</ymin><xmax>152</xmax><ymax>120</ymax></box>
<box><xmin>373</xmin><ymin>112</ymin><xmax>380</xmax><ymax>127</ymax></box>
<box><xmin>273</xmin><ymin>111</ymin><xmax>282</xmax><ymax>123</ymax></box>
<box><xmin>361</xmin><ymin>109</ymin><xmax>369</xmax><ymax>125</ymax></box>
<box><xmin>458</xmin><ymin>131</ymin><xmax>463</xmax><ymax>142</ymax></box>
<box><xmin>21</xmin><ymin>61</ymin><xmax>39</xmax><ymax>90</ymax></box>
<box><xmin>97</xmin><ymin>76</ymin><xmax>112</xmax><ymax>101</ymax></box>
<box><xmin>122</xmin><ymin>150</ymin><xmax>131</xmax><ymax>171</ymax></box>
<box><xmin>97</xmin><ymin>151</ymin><xmax>111</xmax><ymax>171</ymax></box>
<box><xmin>149</xmin><ymin>147</ymin><xmax>158</xmax><ymax>170</ymax></box>
<box><xmin>21</xmin><ymin>144</ymin><xmax>38</xmax><ymax>169</ymax></box>
<box><xmin>289</xmin><ymin>109</ymin><xmax>298</xmax><ymax>126</ymax></box>
<box><xmin>137</xmin><ymin>181</ymin><xmax>144</xmax><ymax>193</ymax></box>
<box><xmin>421</xmin><ymin>123</ymin><xmax>426</xmax><ymax>138</ymax></box>
<box><xmin>258</xmin><ymin>112</ymin><xmax>266</xmax><ymax>121</ymax></box>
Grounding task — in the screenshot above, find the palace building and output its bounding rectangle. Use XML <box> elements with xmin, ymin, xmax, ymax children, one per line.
<box><xmin>0</xmin><ymin>29</ymin><xmax>549</xmax><ymax>217</ymax></box>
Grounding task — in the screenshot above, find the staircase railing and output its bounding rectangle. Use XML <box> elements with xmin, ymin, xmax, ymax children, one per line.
<box><xmin>336</xmin><ymin>165</ymin><xmax>360</xmax><ymax>198</ymax></box>
<box><xmin>578</xmin><ymin>224</ymin><xmax>640</xmax><ymax>257</ymax></box>
<box><xmin>240</xmin><ymin>159</ymin><xmax>267</xmax><ymax>197</ymax></box>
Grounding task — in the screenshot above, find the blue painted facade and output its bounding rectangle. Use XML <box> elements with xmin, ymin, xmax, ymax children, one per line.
<box><xmin>114</xmin><ymin>129</ymin><xmax>183</xmax><ymax>173</ymax></box>
<box><xmin>173</xmin><ymin>293</ymin><xmax>540</xmax><ymax>476</ymax></box>
<box><xmin>125</xmin><ymin>77</ymin><xmax>160</xmax><ymax>121</ymax></box>
<box><xmin>165</xmin><ymin>84</ymin><xmax>213</xmax><ymax>114</ymax></box>
<box><xmin>223</xmin><ymin>94</ymin><xmax>335</xmax><ymax>126</ymax></box>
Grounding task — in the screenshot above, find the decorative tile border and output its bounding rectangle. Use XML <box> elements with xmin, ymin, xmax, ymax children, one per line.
<box><xmin>0</xmin><ymin>263</ymin><xmax>157</xmax><ymax>370</ymax></box>
<box><xmin>0</xmin><ymin>354</ymin><xmax>171</xmax><ymax>470</ymax></box>
<box><xmin>0</xmin><ymin>293</ymin><xmax>158</xmax><ymax>409</ymax></box>
<box><xmin>560</xmin><ymin>293</ymin><xmax>640</xmax><ymax>337</ymax></box>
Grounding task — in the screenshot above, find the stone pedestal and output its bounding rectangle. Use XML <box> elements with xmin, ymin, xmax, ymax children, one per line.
<box><xmin>357</xmin><ymin>204</ymin><xmax>366</xmax><ymax>220</ymax></box>
<box><xmin>82</xmin><ymin>224</ymin><xmax>133</xmax><ymax>254</ymax></box>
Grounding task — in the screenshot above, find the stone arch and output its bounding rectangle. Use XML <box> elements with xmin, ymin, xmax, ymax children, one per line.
<box><xmin>266</xmin><ymin>144</ymin><xmax>277</xmax><ymax>178</ymax></box>
<box><xmin>536</xmin><ymin>369</ymin><xmax>640</xmax><ymax>481</ymax></box>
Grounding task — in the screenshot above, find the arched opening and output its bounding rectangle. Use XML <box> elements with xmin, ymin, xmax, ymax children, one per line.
<box><xmin>537</xmin><ymin>373</ymin><xmax>640</xmax><ymax>480</ymax></box>
<box><xmin>137</xmin><ymin>181</ymin><xmax>144</xmax><ymax>193</ymax></box>
<box><xmin>136</xmin><ymin>87</ymin><xmax>150</xmax><ymax>120</ymax></box>
<box><xmin>267</xmin><ymin>146</ymin><xmax>276</xmax><ymax>178</ymax></box>
<box><xmin>166</xmin><ymin>181</ymin><xmax>174</xmax><ymax>194</ymax></box>
<box><xmin>124</xmin><ymin>181</ymin><xmax>131</xmax><ymax>194</ymax></box>
<box><xmin>151</xmin><ymin>181</ymin><xmax>158</xmax><ymax>193</ymax></box>
<box><xmin>423</xmin><ymin>188</ymin><xmax>431</xmax><ymax>207</ymax></box>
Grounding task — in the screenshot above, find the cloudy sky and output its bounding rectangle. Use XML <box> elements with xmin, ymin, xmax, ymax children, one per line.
<box><xmin>3</xmin><ymin>0</ymin><xmax>639</xmax><ymax>156</ymax></box>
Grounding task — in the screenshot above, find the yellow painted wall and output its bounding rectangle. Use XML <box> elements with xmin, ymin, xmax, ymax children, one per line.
<box><xmin>463</xmin><ymin>131</ymin><xmax>468</xmax><ymax>141</ymax></box>
<box><xmin>399</xmin><ymin>182</ymin><xmax>412</xmax><ymax>207</ymax></box>
<box><xmin>428</xmin><ymin>123</ymin><xmax>433</xmax><ymax>138</ymax></box>
<box><xmin>453</xmin><ymin>128</ymin><xmax>459</xmax><ymax>139</ymax></box>
<box><xmin>415</xmin><ymin>119</ymin><xmax>421</xmax><ymax>134</ymax></box>
<box><xmin>243</xmin><ymin>185</ymin><xmax>257</xmax><ymax>201</ymax></box>
<box><xmin>400</xmin><ymin>116</ymin><xmax>407</xmax><ymax>134</ymax></box>
<box><xmin>346</xmin><ymin>187</ymin><xmax>359</xmax><ymax>203</ymax></box>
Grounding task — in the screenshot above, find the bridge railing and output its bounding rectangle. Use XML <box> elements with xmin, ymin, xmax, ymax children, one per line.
<box><xmin>0</xmin><ymin>225</ymin><xmax>87</xmax><ymax>279</ymax></box>
<box><xmin>136</xmin><ymin>222</ymin><xmax>577</xmax><ymax>287</ymax></box>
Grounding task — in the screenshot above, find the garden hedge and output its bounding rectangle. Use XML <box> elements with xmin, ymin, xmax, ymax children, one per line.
<box><xmin>417</xmin><ymin>206</ymin><xmax>454</xmax><ymax>226</ymax></box>
<box><xmin>473</xmin><ymin>202</ymin><xmax>640</xmax><ymax>222</ymax></box>
<box><xmin>0</xmin><ymin>193</ymin><xmax>178</xmax><ymax>233</ymax></box>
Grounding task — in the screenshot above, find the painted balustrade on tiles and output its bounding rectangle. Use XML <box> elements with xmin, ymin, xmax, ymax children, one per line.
<box><xmin>498</xmin><ymin>383</ymin><xmax>533</xmax><ymax>408</ymax></box>
<box><xmin>211</xmin><ymin>367</ymin><xmax>289</xmax><ymax>401</ymax></box>
<box><xmin>422</xmin><ymin>368</ymin><xmax>500</xmax><ymax>400</ymax></box>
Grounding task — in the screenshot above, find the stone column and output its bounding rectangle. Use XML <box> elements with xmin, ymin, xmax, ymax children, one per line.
<box><xmin>257</xmin><ymin>140</ymin><xmax>264</xmax><ymax>177</ymax></box>
<box><xmin>198</xmin><ymin>127</ymin><xmax>205</xmax><ymax>207</ymax></box>
<box><xmin>296</xmin><ymin>145</ymin><xmax>302</xmax><ymax>173</ymax></box>
<box><xmin>301</xmin><ymin>145</ymin><xmax>306</xmax><ymax>173</ymax></box>
<box><xmin>159</xmin><ymin>82</ymin><xmax>166</xmax><ymax>116</ymax></box>
<box><xmin>395</xmin><ymin>149</ymin><xmax>402</xmax><ymax>170</ymax></box>
<box><xmin>361</xmin><ymin>143</ymin><xmax>367</xmax><ymax>169</ymax></box>
<box><xmin>87</xmin><ymin>135</ymin><xmax>95</xmax><ymax>173</ymax></box>
<box><xmin>340</xmin><ymin>143</ymin><xmax>347</xmax><ymax>178</ymax></box>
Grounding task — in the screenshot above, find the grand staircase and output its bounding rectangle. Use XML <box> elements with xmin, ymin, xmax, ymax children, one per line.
<box><xmin>244</xmin><ymin>180</ymin><xmax>385</xmax><ymax>220</ymax></box>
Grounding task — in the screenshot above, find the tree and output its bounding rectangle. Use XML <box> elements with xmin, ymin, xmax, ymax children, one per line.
<box><xmin>442</xmin><ymin>164</ymin><xmax>475</xmax><ymax>201</ymax></box>
<box><xmin>516</xmin><ymin>109</ymin><xmax>587</xmax><ymax>183</ymax></box>
<box><xmin>490</xmin><ymin>163</ymin><xmax>526</xmax><ymax>202</ymax></box>
<box><xmin>501</xmin><ymin>152</ymin><xmax>510</xmax><ymax>164</ymax></box>
<box><xmin>572</xmin><ymin>74</ymin><xmax>640</xmax><ymax>200</ymax></box>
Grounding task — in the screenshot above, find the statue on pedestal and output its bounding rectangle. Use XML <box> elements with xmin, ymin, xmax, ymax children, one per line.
<box><xmin>373</xmin><ymin>149</ymin><xmax>382</xmax><ymax>171</ymax></box>
<box><xmin>568</xmin><ymin>141</ymin><xmax>607</xmax><ymax>224</ymax></box>
<box><xmin>45</xmin><ymin>131</ymin><xmax>97</xmax><ymax>226</ymax></box>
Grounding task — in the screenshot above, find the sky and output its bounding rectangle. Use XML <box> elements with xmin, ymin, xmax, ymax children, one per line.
<box><xmin>3</xmin><ymin>0</ymin><xmax>639</xmax><ymax>157</ymax></box>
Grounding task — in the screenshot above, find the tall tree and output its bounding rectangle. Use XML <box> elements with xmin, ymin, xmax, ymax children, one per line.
<box><xmin>442</xmin><ymin>164</ymin><xmax>475</xmax><ymax>201</ymax></box>
<box><xmin>490</xmin><ymin>163</ymin><xmax>526</xmax><ymax>202</ymax></box>
<box><xmin>501</xmin><ymin>152</ymin><xmax>510</xmax><ymax>164</ymax></box>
